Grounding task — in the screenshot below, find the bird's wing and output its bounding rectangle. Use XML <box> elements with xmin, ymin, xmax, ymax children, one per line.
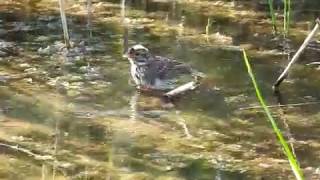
<box><xmin>152</xmin><ymin>56</ymin><xmax>192</xmax><ymax>79</ymax></box>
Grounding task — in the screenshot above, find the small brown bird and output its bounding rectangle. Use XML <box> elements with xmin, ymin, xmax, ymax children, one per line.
<box><xmin>125</xmin><ymin>44</ymin><xmax>202</xmax><ymax>91</ymax></box>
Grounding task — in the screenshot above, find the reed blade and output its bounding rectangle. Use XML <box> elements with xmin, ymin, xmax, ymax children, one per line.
<box><xmin>242</xmin><ymin>49</ymin><xmax>304</xmax><ymax>180</ymax></box>
<box><xmin>287</xmin><ymin>0</ymin><xmax>291</xmax><ymax>35</ymax></box>
<box><xmin>267</xmin><ymin>0</ymin><xmax>277</xmax><ymax>34</ymax></box>
<box><xmin>283</xmin><ymin>0</ymin><xmax>291</xmax><ymax>36</ymax></box>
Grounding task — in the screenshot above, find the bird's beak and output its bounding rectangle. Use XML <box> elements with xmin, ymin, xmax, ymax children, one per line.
<box><xmin>122</xmin><ymin>53</ymin><xmax>128</xmax><ymax>58</ymax></box>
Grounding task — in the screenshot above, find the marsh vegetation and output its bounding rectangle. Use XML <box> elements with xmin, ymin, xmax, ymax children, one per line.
<box><xmin>0</xmin><ymin>0</ymin><xmax>320</xmax><ymax>179</ymax></box>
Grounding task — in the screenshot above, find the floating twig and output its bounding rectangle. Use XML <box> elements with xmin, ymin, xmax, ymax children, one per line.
<box><xmin>239</xmin><ymin>101</ymin><xmax>320</xmax><ymax>110</ymax></box>
<box><xmin>307</xmin><ymin>62</ymin><xmax>320</xmax><ymax>66</ymax></box>
<box><xmin>0</xmin><ymin>142</ymin><xmax>53</xmax><ymax>160</ymax></box>
<box><xmin>273</xmin><ymin>18</ymin><xmax>320</xmax><ymax>90</ymax></box>
<box><xmin>0</xmin><ymin>140</ymin><xmax>68</xmax><ymax>177</ymax></box>
<box><xmin>164</xmin><ymin>81</ymin><xmax>199</xmax><ymax>98</ymax></box>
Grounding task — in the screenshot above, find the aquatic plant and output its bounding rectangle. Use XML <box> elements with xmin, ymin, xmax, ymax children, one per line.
<box><xmin>206</xmin><ymin>17</ymin><xmax>211</xmax><ymax>36</ymax></box>
<box><xmin>121</xmin><ymin>0</ymin><xmax>126</xmax><ymax>19</ymax></box>
<box><xmin>267</xmin><ymin>0</ymin><xmax>277</xmax><ymax>33</ymax></box>
<box><xmin>205</xmin><ymin>17</ymin><xmax>211</xmax><ymax>43</ymax></box>
<box><xmin>283</xmin><ymin>0</ymin><xmax>291</xmax><ymax>36</ymax></box>
<box><xmin>242</xmin><ymin>49</ymin><xmax>304</xmax><ymax>180</ymax></box>
<box><xmin>58</xmin><ymin>0</ymin><xmax>71</xmax><ymax>48</ymax></box>
<box><xmin>87</xmin><ymin>0</ymin><xmax>93</xmax><ymax>39</ymax></box>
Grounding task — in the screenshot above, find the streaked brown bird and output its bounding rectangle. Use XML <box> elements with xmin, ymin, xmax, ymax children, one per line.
<box><xmin>125</xmin><ymin>44</ymin><xmax>202</xmax><ymax>91</ymax></box>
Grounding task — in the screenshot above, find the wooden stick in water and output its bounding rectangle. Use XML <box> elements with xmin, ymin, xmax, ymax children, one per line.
<box><xmin>58</xmin><ymin>0</ymin><xmax>71</xmax><ymax>49</ymax></box>
<box><xmin>0</xmin><ymin>142</ymin><xmax>53</xmax><ymax>160</ymax></box>
<box><xmin>273</xmin><ymin>18</ymin><xmax>320</xmax><ymax>90</ymax></box>
<box><xmin>164</xmin><ymin>81</ymin><xmax>199</xmax><ymax>97</ymax></box>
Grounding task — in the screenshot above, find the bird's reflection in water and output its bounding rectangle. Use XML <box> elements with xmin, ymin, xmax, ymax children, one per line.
<box><xmin>129</xmin><ymin>90</ymin><xmax>173</xmax><ymax>120</ymax></box>
<box><xmin>128</xmin><ymin>90</ymin><xmax>194</xmax><ymax>138</ymax></box>
<box><xmin>129</xmin><ymin>91</ymin><xmax>139</xmax><ymax>121</ymax></box>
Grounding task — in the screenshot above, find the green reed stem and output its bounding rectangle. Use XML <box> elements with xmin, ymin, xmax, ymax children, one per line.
<box><xmin>267</xmin><ymin>0</ymin><xmax>277</xmax><ymax>34</ymax></box>
<box><xmin>284</xmin><ymin>0</ymin><xmax>287</xmax><ymax>32</ymax></box>
<box><xmin>283</xmin><ymin>0</ymin><xmax>287</xmax><ymax>36</ymax></box>
<box><xmin>287</xmin><ymin>0</ymin><xmax>291</xmax><ymax>34</ymax></box>
<box><xmin>284</xmin><ymin>0</ymin><xmax>291</xmax><ymax>36</ymax></box>
<box><xmin>242</xmin><ymin>49</ymin><xmax>304</xmax><ymax>180</ymax></box>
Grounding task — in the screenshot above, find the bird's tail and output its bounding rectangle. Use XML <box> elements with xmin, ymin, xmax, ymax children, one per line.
<box><xmin>191</xmin><ymin>69</ymin><xmax>206</xmax><ymax>78</ymax></box>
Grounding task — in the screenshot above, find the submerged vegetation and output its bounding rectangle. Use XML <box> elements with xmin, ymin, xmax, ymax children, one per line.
<box><xmin>0</xmin><ymin>0</ymin><xmax>320</xmax><ymax>179</ymax></box>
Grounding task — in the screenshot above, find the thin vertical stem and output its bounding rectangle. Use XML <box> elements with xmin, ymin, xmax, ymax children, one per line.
<box><xmin>268</xmin><ymin>0</ymin><xmax>277</xmax><ymax>34</ymax></box>
<box><xmin>58</xmin><ymin>0</ymin><xmax>71</xmax><ymax>49</ymax></box>
<box><xmin>206</xmin><ymin>17</ymin><xmax>211</xmax><ymax>36</ymax></box>
<box><xmin>87</xmin><ymin>0</ymin><xmax>92</xmax><ymax>39</ymax></box>
<box><xmin>284</xmin><ymin>0</ymin><xmax>291</xmax><ymax>36</ymax></box>
<box><xmin>287</xmin><ymin>0</ymin><xmax>291</xmax><ymax>34</ymax></box>
<box><xmin>284</xmin><ymin>0</ymin><xmax>287</xmax><ymax>35</ymax></box>
<box><xmin>41</xmin><ymin>164</ymin><xmax>46</xmax><ymax>180</ymax></box>
<box><xmin>205</xmin><ymin>17</ymin><xmax>211</xmax><ymax>43</ymax></box>
<box><xmin>52</xmin><ymin>119</ymin><xmax>59</xmax><ymax>180</ymax></box>
<box><xmin>121</xmin><ymin>0</ymin><xmax>128</xmax><ymax>55</ymax></box>
<box><xmin>129</xmin><ymin>92</ymin><xmax>138</xmax><ymax>121</ymax></box>
<box><xmin>121</xmin><ymin>0</ymin><xmax>126</xmax><ymax>20</ymax></box>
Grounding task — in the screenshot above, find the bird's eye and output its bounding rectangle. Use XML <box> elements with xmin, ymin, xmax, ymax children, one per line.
<box><xmin>135</xmin><ymin>52</ymin><xmax>140</xmax><ymax>56</ymax></box>
<box><xmin>129</xmin><ymin>48</ymin><xmax>135</xmax><ymax>54</ymax></box>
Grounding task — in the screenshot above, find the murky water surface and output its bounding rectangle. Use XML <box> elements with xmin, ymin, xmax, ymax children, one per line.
<box><xmin>1</xmin><ymin>0</ymin><xmax>320</xmax><ymax>179</ymax></box>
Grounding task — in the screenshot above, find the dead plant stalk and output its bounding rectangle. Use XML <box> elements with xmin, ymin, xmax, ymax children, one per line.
<box><xmin>274</xmin><ymin>19</ymin><xmax>320</xmax><ymax>89</ymax></box>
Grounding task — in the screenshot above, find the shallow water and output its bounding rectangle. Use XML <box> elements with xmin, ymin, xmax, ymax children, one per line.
<box><xmin>1</xmin><ymin>0</ymin><xmax>320</xmax><ymax>179</ymax></box>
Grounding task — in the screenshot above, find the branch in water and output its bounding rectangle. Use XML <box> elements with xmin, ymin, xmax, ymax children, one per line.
<box><xmin>273</xmin><ymin>18</ymin><xmax>320</xmax><ymax>90</ymax></box>
<box><xmin>0</xmin><ymin>142</ymin><xmax>53</xmax><ymax>160</ymax></box>
<box><xmin>238</xmin><ymin>101</ymin><xmax>320</xmax><ymax>110</ymax></box>
<box><xmin>164</xmin><ymin>81</ymin><xmax>199</xmax><ymax>97</ymax></box>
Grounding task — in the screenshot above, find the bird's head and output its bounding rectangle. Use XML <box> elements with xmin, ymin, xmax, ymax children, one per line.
<box><xmin>125</xmin><ymin>44</ymin><xmax>150</xmax><ymax>65</ymax></box>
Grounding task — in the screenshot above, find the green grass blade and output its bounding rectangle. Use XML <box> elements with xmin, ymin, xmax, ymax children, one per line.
<box><xmin>287</xmin><ymin>0</ymin><xmax>291</xmax><ymax>35</ymax></box>
<box><xmin>242</xmin><ymin>49</ymin><xmax>304</xmax><ymax>180</ymax></box>
<box><xmin>267</xmin><ymin>0</ymin><xmax>277</xmax><ymax>33</ymax></box>
<box><xmin>283</xmin><ymin>0</ymin><xmax>291</xmax><ymax>36</ymax></box>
